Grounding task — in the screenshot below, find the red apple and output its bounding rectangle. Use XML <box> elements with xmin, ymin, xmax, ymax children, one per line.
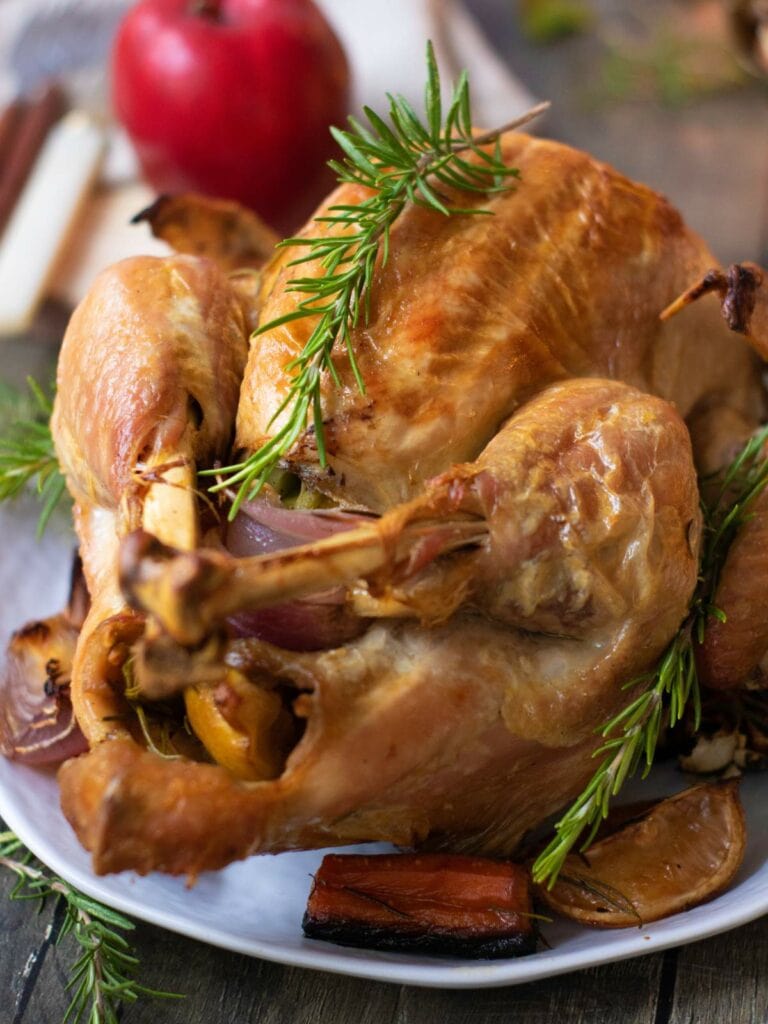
<box><xmin>112</xmin><ymin>0</ymin><xmax>350</xmax><ymax>233</ymax></box>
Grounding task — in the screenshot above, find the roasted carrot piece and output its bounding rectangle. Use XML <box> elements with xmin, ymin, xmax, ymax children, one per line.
<box><xmin>302</xmin><ymin>853</ymin><xmax>537</xmax><ymax>959</ymax></box>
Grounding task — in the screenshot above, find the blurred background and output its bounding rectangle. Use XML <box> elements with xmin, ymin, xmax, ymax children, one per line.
<box><xmin>0</xmin><ymin>0</ymin><xmax>766</xmax><ymax>377</ymax></box>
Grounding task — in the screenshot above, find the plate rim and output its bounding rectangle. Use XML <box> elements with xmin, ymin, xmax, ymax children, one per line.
<box><xmin>1</xmin><ymin>762</ymin><xmax>767</xmax><ymax>990</ymax></box>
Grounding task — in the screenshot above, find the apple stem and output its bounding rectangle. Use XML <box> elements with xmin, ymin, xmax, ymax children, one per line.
<box><xmin>190</xmin><ymin>0</ymin><xmax>222</xmax><ymax>19</ymax></box>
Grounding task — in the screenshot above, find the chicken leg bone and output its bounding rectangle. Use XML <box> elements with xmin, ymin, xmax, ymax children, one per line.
<box><xmin>123</xmin><ymin>378</ymin><xmax>701</xmax><ymax>656</ymax></box>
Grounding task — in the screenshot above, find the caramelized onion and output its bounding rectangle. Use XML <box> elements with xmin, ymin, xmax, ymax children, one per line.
<box><xmin>228</xmin><ymin>600</ymin><xmax>365</xmax><ymax>651</ymax></box>
<box><xmin>0</xmin><ymin>614</ymin><xmax>87</xmax><ymax>765</ymax></box>
<box><xmin>7</xmin><ymin>697</ymin><xmax>87</xmax><ymax>765</ymax></box>
<box><xmin>225</xmin><ymin>499</ymin><xmax>370</xmax><ymax>650</ymax></box>
<box><xmin>234</xmin><ymin>497</ymin><xmax>370</xmax><ymax>543</ymax></box>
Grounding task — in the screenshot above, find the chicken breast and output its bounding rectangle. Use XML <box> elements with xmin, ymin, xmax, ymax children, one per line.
<box><xmin>237</xmin><ymin>133</ymin><xmax>762</xmax><ymax>510</ymax></box>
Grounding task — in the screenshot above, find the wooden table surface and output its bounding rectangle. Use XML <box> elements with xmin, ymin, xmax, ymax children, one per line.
<box><xmin>3</xmin><ymin>1</ymin><xmax>768</xmax><ymax>1021</ymax></box>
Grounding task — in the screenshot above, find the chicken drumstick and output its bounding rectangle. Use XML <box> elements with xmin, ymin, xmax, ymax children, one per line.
<box><xmin>51</xmin><ymin>254</ymin><xmax>249</xmax><ymax>744</ymax></box>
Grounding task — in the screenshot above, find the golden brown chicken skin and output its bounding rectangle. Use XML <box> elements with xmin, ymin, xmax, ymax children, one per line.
<box><xmin>238</xmin><ymin>133</ymin><xmax>762</xmax><ymax>511</ymax></box>
<box><xmin>51</xmin><ymin>255</ymin><xmax>249</xmax><ymax>745</ymax></box>
<box><xmin>53</xmin><ymin>254</ymin><xmax>248</xmax><ymax>515</ymax></box>
<box><xmin>61</xmin><ymin>379</ymin><xmax>699</xmax><ymax>874</ymax></box>
<box><xmin>46</xmin><ymin>134</ymin><xmax>766</xmax><ymax>877</ymax></box>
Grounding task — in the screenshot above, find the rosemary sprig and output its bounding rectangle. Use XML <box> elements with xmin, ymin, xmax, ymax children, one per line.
<box><xmin>207</xmin><ymin>42</ymin><xmax>548</xmax><ymax>517</ymax></box>
<box><xmin>532</xmin><ymin>423</ymin><xmax>768</xmax><ymax>887</ymax></box>
<box><xmin>0</xmin><ymin>377</ymin><xmax>66</xmax><ymax>536</ymax></box>
<box><xmin>0</xmin><ymin>829</ymin><xmax>182</xmax><ymax>1023</ymax></box>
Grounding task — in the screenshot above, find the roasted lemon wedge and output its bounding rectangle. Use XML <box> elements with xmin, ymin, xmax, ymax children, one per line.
<box><xmin>185</xmin><ymin>670</ymin><xmax>295</xmax><ymax>781</ymax></box>
<box><xmin>540</xmin><ymin>782</ymin><xmax>746</xmax><ymax>927</ymax></box>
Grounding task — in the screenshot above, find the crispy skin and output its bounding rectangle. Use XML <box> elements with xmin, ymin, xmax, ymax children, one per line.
<box><xmin>237</xmin><ymin>133</ymin><xmax>762</xmax><ymax>511</ymax></box>
<box><xmin>124</xmin><ymin>380</ymin><xmax>699</xmax><ymax>648</ymax></box>
<box><xmin>53</xmin><ymin>135</ymin><xmax>762</xmax><ymax>875</ymax></box>
<box><xmin>52</xmin><ymin>256</ymin><xmax>250</xmax><ymax>745</ymax></box>
<box><xmin>132</xmin><ymin>193</ymin><xmax>279</xmax><ymax>272</ymax></box>
<box><xmin>698</xmin><ymin>485</ymin><xmax>768</xmax><ymax>688</ymax></box>
<box><xmin>60</xmin><ymin>379</ymin><xmax>700</xmax><ymax>874</ymax></box>
<box><xmin>52</xmin><ymin>255</ymin><xmax>248</xmax><ymax>512</ymax></box>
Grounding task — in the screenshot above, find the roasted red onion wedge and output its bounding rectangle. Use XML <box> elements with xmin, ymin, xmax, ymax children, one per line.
<box><xmin>226</xmin><ymin>497</ymin><xmax>370</xmax><ymax>555</ymax></box>
<box><xmin>227</xmin><ymin>599</ymin><xmax>365</xmax><ymax>651</ymax></box>
<box><xmin>0</xmin><ymin>614</ymin><xmax>87</xmax><ymax>765</ymax></box>
<box><xmin>224</xmin><ymin>498</ymin><xmax>370</xmax><ymax>650</ymax></box>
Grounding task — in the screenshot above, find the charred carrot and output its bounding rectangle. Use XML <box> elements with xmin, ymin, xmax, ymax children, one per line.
<box><xmin>303</xmin><ymin>853</ymin><xmax>537</xmax><ymax>959</ymax></box>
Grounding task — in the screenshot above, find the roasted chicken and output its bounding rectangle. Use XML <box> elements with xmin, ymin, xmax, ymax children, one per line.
<box><xmin>20</xmin><ymin>133</ymin><xmax>768</xmax><ymax>876</ymax></box>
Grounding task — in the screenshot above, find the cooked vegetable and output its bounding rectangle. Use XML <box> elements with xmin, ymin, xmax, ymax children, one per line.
<box><xmin>539</xmin><ymin>783</ymin><xmax>746</xmax><ymax>927</ymax></box>
<box><xmin>303</xmin><ymin>853</ymin><xmax>537</xmax><ymax>959</ymax></box>
<box><xmin>184</xmin><ymin>670</ymin><xmax>295</xmax><ymax>781</ymax></box>
<box><xmin>0</xmin><ymin>557</ymin><xmax>88</xmax><ymax>765</ymax></box>
<box><xmin>224</xmin><ymin>497</ymin><xmax>369</xmax><ymax>649</ymax></box>
<box><xmin>0</xmin><ymin>614</ymin><xmax>86</xmax><ymax>765</ymax></box>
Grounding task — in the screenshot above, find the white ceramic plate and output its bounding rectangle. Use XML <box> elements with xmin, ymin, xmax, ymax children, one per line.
<box><xmin>1</xmin><ymin>501</ymin><xmax>767</xmax><ymax>989</ymax></box>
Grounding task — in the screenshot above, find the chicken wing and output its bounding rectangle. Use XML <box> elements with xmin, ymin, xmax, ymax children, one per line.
<box><xmin>51</xmin><ymin>254</ymin><xmax>249</xmax><ymax>743</ymax></box>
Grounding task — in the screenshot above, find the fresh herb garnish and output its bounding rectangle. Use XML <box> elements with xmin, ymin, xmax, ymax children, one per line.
<box><xmin>533</xmin><ymin>424</ymin><xmax>768</xmax><ymax>887</ymax></box>
<box><xmin>206</xmin><ymin>42</ymin><xmax>548</xmax><ymax>517</ymax></box>
<box><xmin>0</xmin><ymin>829</ymin><xmax>183</xmax><ymax>1023</ymax></box>
<box><xmin>0</xmin><ymin>377</ymin><xmax>66</xmax><ymax>536</ymax></box>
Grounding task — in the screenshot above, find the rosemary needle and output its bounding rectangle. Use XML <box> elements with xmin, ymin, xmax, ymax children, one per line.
<box><xmin>205</xmin><ymin>42</ymin><xmax>548</xmax><ymax>518</ymax></box>
<box><xmin>0</xmin><ymin>830</ymin><xmax>183</xmax><ymax>1023</ymax></box>
<box><xmin>532</xmin><ymin>423</ymin><xmax>768</xmax><ymax>888</ymax></box>
<box><xmin>0</xmin><ymin>376</ymin><xmax>66</xmax><ymax>536</ymax></box>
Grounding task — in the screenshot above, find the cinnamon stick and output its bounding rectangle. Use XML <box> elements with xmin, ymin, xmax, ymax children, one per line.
<box><xmin>0</xmin><ymin>84</ymin><xmax>67</xmax><ymax>238</ymax></box>
<box><xmin>0</xmin><ymin>98</ymin><xmax>25</xmax><ymax>172</ymax></box>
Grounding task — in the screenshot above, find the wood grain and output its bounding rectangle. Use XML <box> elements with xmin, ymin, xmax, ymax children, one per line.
<box><xmin>669</xmin><ymin>919</ymin><xmax>768</xmax><ymax>1024</ymax></box>
<box><xmin>3</xmin><ymin>838</ymin><xmax>757</xmax><ymax>1024</ymax></box>
<box><xmin>0</xmin><ymin>842</ymin><xmax>665</xmax><ymax>1024</ymax></box>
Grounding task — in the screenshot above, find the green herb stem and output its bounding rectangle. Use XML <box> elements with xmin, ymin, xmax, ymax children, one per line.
<box><xmin>0</xmin><ymin>377</ymin><xmax>66</xmax><ymax>536</ymax></box>
<box><xmin>533</xmin><ymin>423</ymin><xmax>768</xmax><ymax>887</ymax></box>
<box><xmin>0</xmin><ymin>830</ymin><xmax>183</xmax><ymax>1024</ymax></box>
<box><xmin>205</xmin><ymin>43</ymin><xmax>548</xmax><ymax>517</ymax></box>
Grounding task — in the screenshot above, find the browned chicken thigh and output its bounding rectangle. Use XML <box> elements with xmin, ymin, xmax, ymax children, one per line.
<box><xmin>46</xmin><ymin>133</ymin><xmax>766</xmax><ymax>876</ymax></box>
<box><xmin>51</xmin><ymin>254</ymin><xmax>249</xmax><ymax>744</ymax></box>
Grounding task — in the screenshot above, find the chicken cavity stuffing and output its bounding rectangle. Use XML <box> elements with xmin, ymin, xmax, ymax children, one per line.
<box><xmin>37</xmin><ymin>133</ymin><xmax>768</xmax><ymax>876</ymax></box>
